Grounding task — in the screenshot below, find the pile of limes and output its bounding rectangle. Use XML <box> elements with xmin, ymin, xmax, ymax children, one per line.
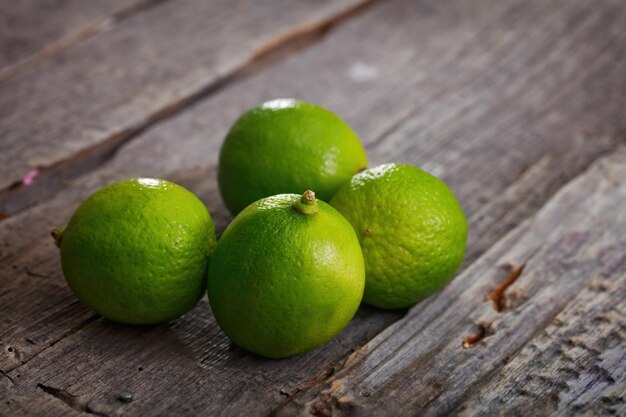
<box><xmin>54</xmin><ymin>99</ymin><xmax>467</xmax><ymax>358</ymax></box>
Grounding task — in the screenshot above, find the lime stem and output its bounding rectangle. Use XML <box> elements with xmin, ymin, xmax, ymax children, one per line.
<box><xmin>293</xmin><ymin>190</ymin><xmax>319</xmax><ymax>215</ymax></box>
<box><xmin>51</xmin><ymin>227</ymin><xmax>64</xmax><ymax>248</ymax></box>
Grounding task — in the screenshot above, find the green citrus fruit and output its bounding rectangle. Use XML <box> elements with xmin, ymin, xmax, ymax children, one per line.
<box><xmin>53</xmin><ymin>178</ymin><xmax>216</xmax><ymax>324</ymax></box>
<box><xmin>330</xmin><ymin>164</ymin><xmax>467</xmax><ymax>309</ymax></box>
<box><xmin>218</xmin><ymin>99</ymin><xmax>368</xmax><ymax>215</ymax></box>
<box><xmin>207</xmin><ymin>191</ymin><xmax>365</xmax><ymax>358</ymax></box>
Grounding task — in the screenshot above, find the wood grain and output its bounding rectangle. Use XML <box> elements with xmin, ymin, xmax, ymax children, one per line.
<box><xmin>274</xmin><ymin>148</ymin><xmax>626</xmax><ymax>417</ymax></box>
<box><xmin>0</xmin><ymin>0</ymin><xmax>375</xmax><ymax>211</ymax></box>
<box><xmin>455</xmin><ymin>265</ymin><xmax>626</xmax><ymax>416</ymax></box>
<box><xmin>1</xmin><ymin>0</ymin><xmax>625</xmax><ymax>415</ymax></box>
<box><xmin>0</xmin><ymin>0</ymin><xmax>152</xmax><ymax>79</ymax></box>
<box><xmin>0</xmin><ymin>301</ymin><xmax>399</xmax><ymax>416</ymax></box>
<box><xmin>1</xmin><ymin>387</ymin><xmax>84</xmax><ymax>417</ymax></box>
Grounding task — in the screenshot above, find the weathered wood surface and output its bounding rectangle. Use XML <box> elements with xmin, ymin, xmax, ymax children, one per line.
<box><xmin>0</xmin><ymin>0</ymin><xmax>374</xmax><ymax>208</ymax></box>
<box><xmin>0</xmin><ymin>0</ymin><xmax>151</xmax><ymax>79</ymax></box>
<box><xmin>456</xmin><ymin>263</ymin><xmax>625</xmax><ymax>416</ymax></box>
<box><xmin>1</xmin><ymin>0</ymin><xmax>625</xmax><ymax>415</ymax></box>
<box><xmin>275</xmin><ymin>148</ymin><xmax>626</xmax><ymax>416</ymax></box>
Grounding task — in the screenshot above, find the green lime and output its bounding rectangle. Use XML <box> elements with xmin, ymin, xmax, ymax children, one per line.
<box><xmin>330</xmin><ymin>164</ymin><xmax>467</xmax><ymax>309</ymax></box>
<box><xmin>207</xmin><ymin>191</ymin><xmax>365</xmax><ymax>358</ymax></box>
<box><xmin>53</xmin><ymin>178</ymin><xmax>216</xmax><ymax>324</ymax></box>
<box><xmin>218</xmin><ymin>99</ymin><xmax>368</xmax><ymax>215</ymax></box>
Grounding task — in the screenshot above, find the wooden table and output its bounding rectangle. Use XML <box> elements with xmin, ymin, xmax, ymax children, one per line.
<box><xmin>1</xmin><ymin>0</ymin><xmax>625</xmax><ymax>415</ymax></box>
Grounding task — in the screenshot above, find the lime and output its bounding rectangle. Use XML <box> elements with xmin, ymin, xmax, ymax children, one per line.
<box><xmin>53</xmin><ymin>178</ymin><xmax>216</xmax><ymax>324</ymax></box>
<box><xmin>218</xmin><ymin>99</ymin><xmax>368</xmax><ymax>215</ymax></box>
<box><xmin>330</xmin><ymin>164</ymin><xmax>467</xmax><ymax>309</ymax></box>
<box><xmin>207</xmin><ymin>191</ymin><xmax>365</xmax><ymax>358</ymax></box>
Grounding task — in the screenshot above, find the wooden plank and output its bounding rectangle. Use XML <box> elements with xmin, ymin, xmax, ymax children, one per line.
<box><xmin>455</xmin><ymin>267</ymin><xmax>625</xmax><ymax>416</ymax></box>
<box><xmin>274</xmin><ymin>148</ymin><xmax>626</xmax><ymax>417</ymax></box>
<box><xmin>1</xmin><ymin>383</ymin><xmax>85</xmax><ymax>417</ymax></box>
<box><xmin>0</xmin><ymin>0</ymin><xmax>150</xmax><ymax>78</ymax></box>
<box><xmin>1</xmin><ymin>0</ymin><xmax>625</xmax><ymax>415</ymax></box>
<box><xmin>0</xmin><ymin>300</ymin><xmax>398</xmax><ymax>416</ymax></box>
<box><xmin>0</xmin><ymin>0</ymin><xmax>376</xmax><ymax>210</ymax></box>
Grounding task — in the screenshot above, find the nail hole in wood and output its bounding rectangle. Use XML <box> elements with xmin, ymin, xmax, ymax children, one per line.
<box><xmin>463</xmin><ymin>324</ymin><xmax>487</xmax><ymax>348</ymax></box>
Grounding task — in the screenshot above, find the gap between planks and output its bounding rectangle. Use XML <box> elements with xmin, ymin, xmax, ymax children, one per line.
<box><xmin>0</xmin><ymin>0</ymin><xmax>379</xmax><ymax>222</ymax></box>
<box><xmin>0</xmin><ymin>0</ymin><xmax>170</xmax><ymax>82</ymax></box>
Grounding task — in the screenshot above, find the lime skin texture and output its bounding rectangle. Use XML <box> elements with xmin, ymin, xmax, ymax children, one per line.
<box><xmin>54</xmin><ymin>178</ymin><xmax>217</xmax><ymax>325</ymax></box>
<box><xmin>330</xmin><ymin>164</ymin><xmax>468</xmax><ymax>310</ymax></box>
<box><xmin>207</xmin><ymin>191</ymin><xmax>365</xmax><ymax>359</ymax></box>
<box><xmin>218</xmin><ymin>98</ymin><xmax>368</xmax><ymax>215</ymax></box>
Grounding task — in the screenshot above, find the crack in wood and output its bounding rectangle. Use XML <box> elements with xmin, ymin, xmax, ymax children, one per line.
<box><xmin>0</xmin><ymin>0</ymin><xmax>381</xmax><ymax>222</ymax></box>
<box><xmin>25</xmin><ymin>268</ymin><xmax>50</xmax><ymax>279</ymax></box>
<box><xmin>4</xmin><ymin>313</ymin><xmax>100</xmax><ymax>374</ymax></box>
<box><xmin>462</xmin><ymin>262</ymin><xmax>529</xmax><ymax>348</ymax></box>
<box><xmin>49</xmin><ymin>314</ymin><xmax>100</xmax><ymax>349</ymax></box>
<box><xmin>0</xmin><ymin>0</ymin><xmax>171</xmax><ymax>82</ymax></box>
<box><xmin>302</xmin><ymin>380</ymin><xmax>354</xmax><ymax>417</ymax></box>
<box><xmin>37</xmin><ymin>384</ymin><xmax>109</xmax><ymax>417</ymax></box>
<box><xmin>340</xmin><ymin>345</ymin><xmax>369</xmax><ymax>371</ymax></box>
<box><xmin>1</xmin><ymin>369</ymin><xmax>15</xmax><ymax>385</ymax></box>
<box><xmin>268</xmin><ymin>365</ymin><xmax>340</xmax><ymax>415</ymax></box>
<box><xmin>266</xmin><ymin>351</ymin><xmax>371</xmax><ymax>417</ymax></box>
<box><xmin>249</xmin><ymin>0</ymin><xmax>378</xmax><ymax>71</ymax></box>
<box><xmin>485</xmin><ymin>263</ymin><xmax>526</xmax><ymax>312</ymax></box>
<box><xmin>291</xmin><ymin>366</ymin><xmax>337</xmax><ymax>400</ymax></box>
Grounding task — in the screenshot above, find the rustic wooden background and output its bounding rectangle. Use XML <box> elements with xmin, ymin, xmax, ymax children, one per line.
<box><xmin>1</xmin><ymin>0</ymin><xmax>625</xmax><ymax>416</ymax></box>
